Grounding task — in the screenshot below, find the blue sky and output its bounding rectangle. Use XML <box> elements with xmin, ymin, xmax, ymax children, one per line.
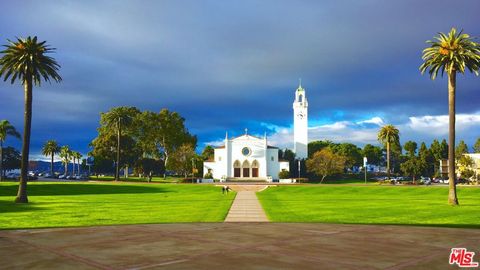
<box><xmin>1</xmin><ymin>0</ymin><xmax>479</xmax><ymax>160</ymax></box>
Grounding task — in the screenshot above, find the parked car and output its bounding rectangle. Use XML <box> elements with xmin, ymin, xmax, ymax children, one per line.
<box><xmin>58</xmin><ymin>174</ymin><xmax>66</xmax><ymax>179</ymax></box>
<box><xmin>6</xmin><ymin>172</ymin><xmax>20</xmax><ymax>179</ymax></box>
<box><xmin>16</xmin><ymin>175</ymin><xmax>38</xmax><ymax>181</ymax></box>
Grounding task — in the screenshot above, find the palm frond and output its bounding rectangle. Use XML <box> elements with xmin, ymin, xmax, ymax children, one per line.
<box><xmin>0</xmin><ymin>36</ymin><xmax>62</xmax><ymax>86</ymax></box>
<box><xmin>420</xmin><ymin>28</ymin><xmax>480</xmax><ymax>80</ymax></box>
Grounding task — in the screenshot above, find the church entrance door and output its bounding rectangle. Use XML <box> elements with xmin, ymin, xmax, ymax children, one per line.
<box><xmin>233</xmin><ymin>160</ymin><xmax>241</xmax><ymax>178</ymax></box>
<box><xmin>243</xmin><ymin>168</ymin><xmax>250</xmax><ymax>177</ymax></box>
<box><xmin>251</xmin><ymin>160</ymin><xmax>259</xmax><ymax>177</ymax></box>
<box><xmin>242</xmin><ymin>160</ymin><xmax>250</xmax><ymax>178</ymax></box>
<box><xmin>252</xmin><ymin>168</ymin><xmax>258</xmax><ymax>177</ymax></box>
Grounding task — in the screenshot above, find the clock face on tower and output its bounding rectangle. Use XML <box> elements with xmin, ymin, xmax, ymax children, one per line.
<box><xmin>297</xmin><ymin>112</ymin><xmax>304</xmax><ymax>119</ymax></box>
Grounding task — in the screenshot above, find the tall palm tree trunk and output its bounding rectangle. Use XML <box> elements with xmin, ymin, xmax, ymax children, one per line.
<box><xmin>0</xmin><ymin>141</ymin><xmax>3</xmax><ymax>181</ymax></box>
<box><xmin>386</xmin><ymin>142</ymin><xmax>390</xmax><ymax>178</ymax></box>
<box><xmin>115</xmin><ymin>120</ymin><xmax>121</xmax><ymax>181</ymax></box>
<box><xmin>448</xmin><ymin>71</ymin><xmax>459</xmax><ymax>205</ymax></box>
<box><xmin>50</xmin><ymin>153</ymin><xmax>54</xmax><ymax>176</ymax></box>
<box><xmin>15</xmin><ymin>78</ymin><xmax>32</xmax><ymax>203</ymax></box>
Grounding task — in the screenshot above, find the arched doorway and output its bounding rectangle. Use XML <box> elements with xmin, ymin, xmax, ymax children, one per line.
<box><xmin>233</xmin><ymin>160</ymin><xmax>241</xmax><ymax>177</ymax></box>
<box><xmin>252</xmin><ymin>160</ymin><xmax>259</xmax><ymax>177</ymax></box>
<box><xmin>242</xmin><ymin>160</ymin><xmax>250</xmax><ymax>178</ymax></box>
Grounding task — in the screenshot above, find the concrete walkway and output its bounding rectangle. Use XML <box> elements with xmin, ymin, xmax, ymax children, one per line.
<box><xmin>1</xmin><ymin>223</ymin><xmax>479</xmax><ymax>269</ymax></box>
<box><xmin>224</xmin><ymin>185</ymin><xmax>269</xmax><ymax>222</ymax></box>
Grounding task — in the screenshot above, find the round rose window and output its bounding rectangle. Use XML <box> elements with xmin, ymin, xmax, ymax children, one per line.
<box><xmin>242</xmin><ymin>147</ymin><xmax>251</xmax><ymax>156</ymax></box>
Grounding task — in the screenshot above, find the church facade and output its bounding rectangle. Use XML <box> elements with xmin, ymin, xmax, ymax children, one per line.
<box><xmin>203</xmin><ymin>82</ymin><xmax>308</xmax><ymax>181</ymax></box>
<box><xmin>203</xmin><ymin>133</ymin><xmax>290</xmax><ymax>180</ymax></box>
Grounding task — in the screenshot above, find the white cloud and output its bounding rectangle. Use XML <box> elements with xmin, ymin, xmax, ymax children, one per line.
<box><xmin>356</xmin><ymin>117</ymin><xmax>385</xmax><ymax>126</ymax></box>
<box><xmin>263</xmin><ymin>112</ymin><xmax>480</xmax><ymax>150</ymax></box>
<box><xmin>405</xmin><ymin>114</ymin><xmax>480</xmax><ymax>136</ymax></box>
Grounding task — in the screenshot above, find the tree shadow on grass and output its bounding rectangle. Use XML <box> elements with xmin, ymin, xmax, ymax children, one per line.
<box><xmin>0</xmin><ymin>184</ymin><xmax>172</xmax><ymax>196</ymax></box>
<box><xmin>0</xmin><ymin>201</ymin><xmax>46</xmax><ymax>213</ymax></box>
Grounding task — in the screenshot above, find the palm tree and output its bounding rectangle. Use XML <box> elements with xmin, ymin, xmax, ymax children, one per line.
<box><xmin>59</xmin><ymin>146</ymin><xmax>71</xmax><ymax>176</ymax></box>
<box><xmin>0</xmin><ymin>36</ymin><xmax>61</xmax><ymax>203</ymax></box>
<box><xmin>378</xmin><ymin>125</ymin><xmax>400</xmax><ymax>178</ymax></box>
<box><xmin>42</xmin><ymin>140</ymin><xmax>60</xmax><ymax>177</ymax></box>
<box><xmin>0</xmin><ymin>120</ymin><xmax>21</xmax><ymax>181</ymax></box>
<box><xmin>72</xmin><ymin>151</ymin><xmax>82</xmax><ymax>176</ymax></box>
<box><xmin>101</xmin><ymin>107</ymin><xmax>138</xmax><ymax>181</ymax></box>
<box><xmin>420</xmin><ymin>28</ymin><xmax>480</xmax><ymax>206</ymax></box>
<box><xmin>71</xmin><ymin>151</ymin><xmax>76</xmax><ymax>176</ymax></box>
<box><xmin>76</xmin><ymin>152</ymin><xmax>83</xmax><ymax>175</ymax></box>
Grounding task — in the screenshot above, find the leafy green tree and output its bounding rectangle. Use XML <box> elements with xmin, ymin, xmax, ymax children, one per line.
<box><xmin>308</xmin><ymin>140</ymin><xmax>335</xmax><ymax>158</ymax></box>
<box><xmin>430</xmin><ymin>139</ymin><xmax>442</xmax><ymax>161</ymax></box>
<box><xmin>420</xmin><ymin>28</ymin><xmax>480</xmax><ymax>205</ymax></box>
<box><xmin>440</xmin><ymin>139</ymin><xmax>449</xmax><ymax>159</ymax></box>
<box><xmin>100</xmin><ymin>106</ymin><xmax>140</xmax><ymax>180</ymax></box>
<box><xmin>59</xmin><ymin>146</ymin><xmax>72</xmax><ymax>175</ymax></box>
<box><xmin>92</xmin><ymin>156</ymin><xmax>114</xmax><ymax>175</ymax></box>
<box><xmin>378</xmin><ymin>125</ymin><xmax>400</xmax><ymax>177</ymax></box>
<box><xmin>90</xmin><ymin>132</ymin><xmax>140</xmax><ymax>175</ymax></box>
<box><xmin>278</xmin><ymin>170</ymin><xmax>290</xmax><ymax>179</ymax></box>
<box><xmin>135</xmin><ymin>111</ymin><xmax>161</xmax><ymax>158</ymax></box>
<box><xmin>332</xmin><ymin>143</ymin><xmax>363</xmax><ymax>168</ymax></box>
<box><xmin>42</xmin><ymin>140</ymin><xmax>60</xmax><ymax>176</ymax></box>
<box><xmin>400</xmin><ymin>157</ymin><xmax>426</xmax><ymax>183</ymax></box>
<box><xmin>306</xmin><ymin>148</ymin><xmax>346</xmax><ymax>183</ymax></box>
<box><xmin>169</xmin><ymin>143</ymin><xmax>196</xmax><ymax>178</ymax></box>
<box><xmin>430</xmin><ymin>139</ymin><xmax>445</xmax><ymax>176</ymax></box>
<box><xmin>474</xmin><ymin>137</ymin><xmax>480</xmax><ymax>153</ymax></box>
<box><xmin>201</xmin><ymin>145</ymin><xmax>214</xmax><ymax>161</ymax></box>
<box><xmin>455</xmin><ymin>140</ymin><xmax>469</xmax><ymax>159</ymax></box>
<box><xmin>0</xmin><ymin>120</ymin><xmax>21</xmax><ymax>181</ymax></box>
<box><xmin>133</xmin><ymin>158</ymin><xmax>165</xmax><ymax>181</ymax></box>
<box><xmin>1</xmin><ymin>147</ymin><xmax>21</xmax><ymax>175</ymax></box>
<box><xmin>157</xmin><ymin>109</ymin><xmax>197</xmax><ymax>178</ymax></box>
<box><xmin>419</xmin><ymin>142</ymin><xmax>435</xmax><ymax>176</ymax></box>
<box><xmin>404</xmin><ymin>141</ymin><xmax>418</xmax><ymax>157</ymax></box>
<box><xmin>280</xmin><ymin>148</ymin><xmax>297</xmax><ymax>177</ymax></box>
<box><xmin>457</xmin><ymin>155</ymin><xmax>474</xmax><ymax>179</ymax></box>
<box><xmin>0</xmin><ymin>36</ymin><xmax>62</xmax><ymax>203</ymax></box>
<box><xmin>362</xmin><ymin>144</ymin><xmax>383</xmax><ymax>165</ymax></box>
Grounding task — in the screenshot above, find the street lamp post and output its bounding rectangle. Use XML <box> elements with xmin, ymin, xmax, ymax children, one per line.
<box><xmin>191</xmin><ymin>158</ymin><xmax>195</xmax><ymax>183</ymax></box>
<box><xmin>298</xmin><ymin>160</ymin><xmax>301</xmax><ymax>179</ymax></box>
<box><xmin>363</xmin><ymin>157</ymin><xmax>368</xmax><ymax>184</ymax></box>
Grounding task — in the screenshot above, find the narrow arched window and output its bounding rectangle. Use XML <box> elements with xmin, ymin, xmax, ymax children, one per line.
<box><xmin>299</xmin><ymin>94</ymin><xmax>303</xmax><ymax>102</ymax></box>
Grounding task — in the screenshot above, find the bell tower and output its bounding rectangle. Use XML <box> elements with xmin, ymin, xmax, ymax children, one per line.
<box><xmin>293</xmin><ymin>80</ymin><xmax>308</xmax><ymax>159</ymax></box>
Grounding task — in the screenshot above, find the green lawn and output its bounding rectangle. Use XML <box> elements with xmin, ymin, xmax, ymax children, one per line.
<box><xmin>257</xmin><ymin>185</ymin><xmax>480</xmax><ymax>228</ymax></box>
<box><xmin>0</xmin><ymin>182</ymin><xmax>235</xmax><ymax>230</ymax></box>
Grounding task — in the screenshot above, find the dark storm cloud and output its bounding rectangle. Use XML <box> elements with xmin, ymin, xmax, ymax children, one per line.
<box><xmin>0</xmin><ymin>0</ymin><xmax>479</xmax><ymax>157</ymax></box>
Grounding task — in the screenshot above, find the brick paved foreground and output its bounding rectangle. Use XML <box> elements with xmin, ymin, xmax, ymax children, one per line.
<box><xmin>1</xmin><ymin>223</ymin><xmax>478</xmax><ymax>269</ymax></box>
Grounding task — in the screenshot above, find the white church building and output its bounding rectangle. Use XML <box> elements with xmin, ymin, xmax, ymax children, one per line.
<box><xmin>203</xmin><ymin>82</ymin><xmax>308</xmax><ymax>181</ymax></box>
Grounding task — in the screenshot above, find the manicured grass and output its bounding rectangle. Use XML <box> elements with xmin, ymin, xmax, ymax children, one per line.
<box><xmin>0</xmin><ymin>182</ymin><xmax>235</xmax><ymax>229</ymax></box>
<box><xmin>257</xmin><ymin>185</ymin><xmax>480</xmax><ymax>228</ymax></box>
<box><xmin>89</xmin><ymin>175</ymin><xmax>184</xmax><ymax>183</ymax></box>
